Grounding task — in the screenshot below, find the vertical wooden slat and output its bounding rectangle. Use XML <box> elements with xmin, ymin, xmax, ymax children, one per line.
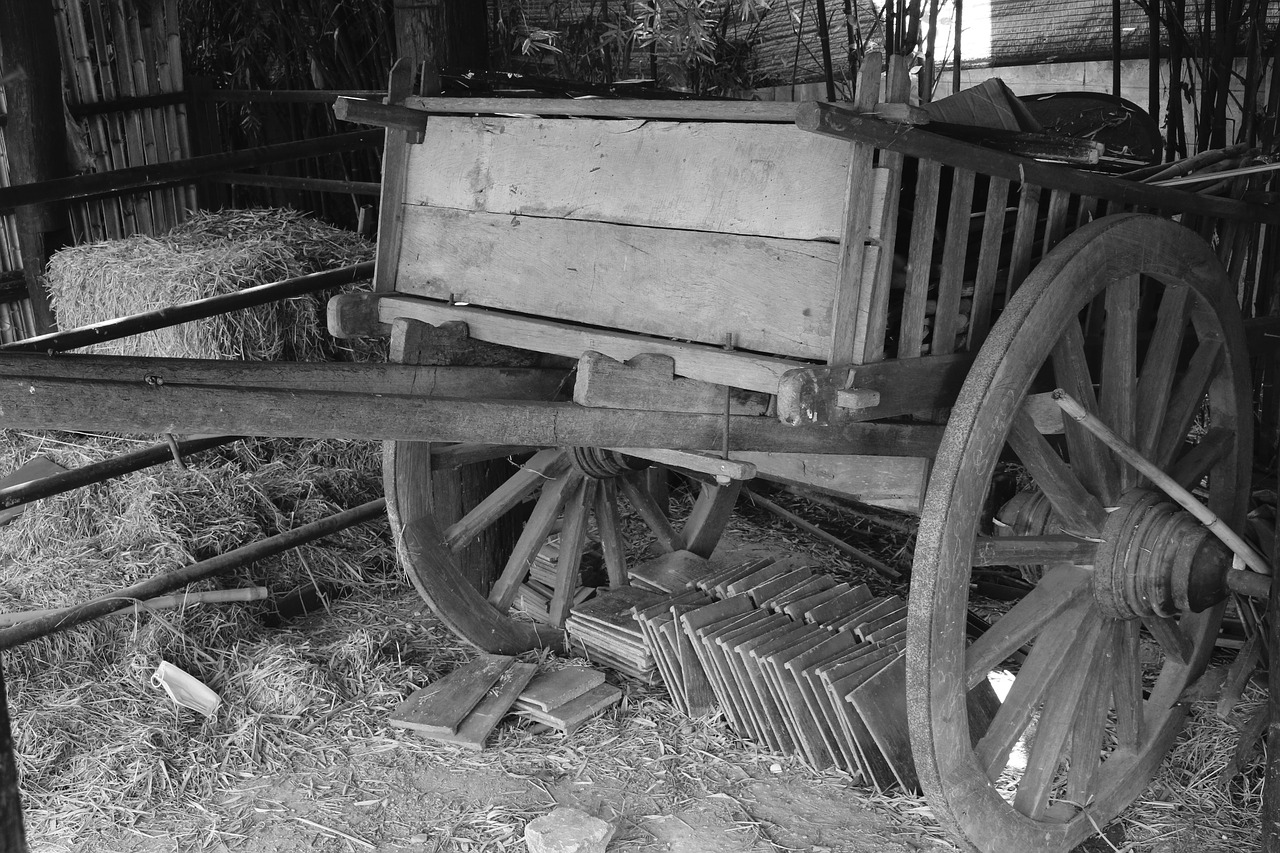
<box><xmin>827</xmin><ymin>52</ymin><xmax>882</xmax><ymax>365</ymax></box>
<box><xmin>931</xmin><ymin>167</ymin><xmax>975</xmax><ymax>356</ymax></box>
<box><xmin>1006</xmin><ymin>182</ymin><xmax>1043</xmax><ymax>295</ymax></box>
<box><xmin>853</xmin><ymin>164</ymin><xmax>896</xmax><ymax>362</ymax></box>
<box><xmin>1042</xmin><ymin>189</ymin><xmax>1072</xmax><ymax>256</ymax></box>
<box><xmin>374</xmin><ymin>60</ymin><xmax>416</xmax><ymax>293</ymax></box>
<box><xmin>858</xmin><ymin>58</ymin><xmax>912</xmax><ymax>364</ymax></box>
<box><xmin>898</xmin><ymin>159</ymin><xmax>942</xmax><ymax>357</ymax></box>
<box><xmin>966</xmin><ymin>175</ymin><xmax>1010</xmax><ymax>350</ymax></box>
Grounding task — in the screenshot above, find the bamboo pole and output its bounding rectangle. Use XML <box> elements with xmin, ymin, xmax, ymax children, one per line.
<box><xmin>1053</xmin><ymin>389</ymin><xmax>1271</xmax><ymax>575</ymax></box>
<box><xmin>0</xmin><ymin>587</ymin><xmax>269</xmax><ymax>625</ymax></box>
<box><xmin>0</xmin><ymin>434</ymin><xmax>239</xmax><ymax>513</ymax></box>
<box><xmin>0</xmin><ymin>499</ymin><xmax>387</xmax><ymax>650</ymax></box>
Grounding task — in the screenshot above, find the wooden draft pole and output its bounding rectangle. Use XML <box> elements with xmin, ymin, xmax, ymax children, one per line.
<box><xmin>0</xmin><ymin>0</ymin><xmax>72</xmax><ymax>334</ymax></box>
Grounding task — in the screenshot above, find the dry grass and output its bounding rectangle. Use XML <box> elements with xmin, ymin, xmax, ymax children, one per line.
<box><xmin>0</xmin><ymin>454</ymin><xmax>1264</xmax><ymax>853</ymax></box>
<box><xmin>0</xmin><ymin>431</ymin><xmax>393</xmax><ymax>852</ymax></box>
<box><xmin>45</xmin><ymin>208</ymin><xmax>374</xmax><ymax>361</ymax></box>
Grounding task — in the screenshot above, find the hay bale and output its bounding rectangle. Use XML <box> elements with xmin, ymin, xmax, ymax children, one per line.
<box><xmin>46</xmin><ymin>208</ymin><xmax>374</xmax><ymax>360</ymax></box>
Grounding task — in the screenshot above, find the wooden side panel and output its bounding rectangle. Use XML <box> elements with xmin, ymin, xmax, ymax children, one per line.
<box><xmin>406</xmin><ymin>116</ymin><xmax>852</xmax><ymax>241</ymax></box>
<box><xmin>396</xmin><ymin>207</ymin><xmax>838</xmax><ymax>359</ymax></box>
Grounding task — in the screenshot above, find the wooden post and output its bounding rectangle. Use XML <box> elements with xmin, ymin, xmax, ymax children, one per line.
<box><xmin>0</xmin><ymin>655</ymin><xmax>27</xmax><ymax>853</ymax></box>
<box><xmin>0</xmin><ymin>0</ymin><xmax>73</xmax><ymax>333</ymax></box>
<box><xmin>390</xmin><ymin>0</ymin><xmax>518</xmax><ymax>595</ymax></box>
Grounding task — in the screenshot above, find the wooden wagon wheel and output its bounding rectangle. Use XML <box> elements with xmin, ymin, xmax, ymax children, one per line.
<box><xmin>908</xmin><ymin>214</ymin><xmax>1251</xmax><ymax>853</ymax></box>
<box><xmin>386</xmin><ymin>440</ymin><xmax>737</xmax><ymax>654</ymax></box>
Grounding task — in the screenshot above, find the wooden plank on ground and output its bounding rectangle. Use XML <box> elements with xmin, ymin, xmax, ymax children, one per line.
<box><xmin>784</xmin><ymin>631</ymin><xmax>862</xmax><ymax>771</ymax></box>
<box><xmin>847</xmin><ymin>651</ymin><xmax>919</xmax><ymax>791</ymax></box>
<box><xmin>427</xmin><ymin>662</ymin><xmax>537</xmax><ymax>750</ymax></box>
<box><xmin>762</xmin><ymin>632</ymin><xmax>839</xmax><ymax>769</ymax></box>
<box><xmin>805</xmin><ymin>584</ymin><xmax>874</xmax><ymax>626</ymax></box>
<box><xmin>628</xmin><ymin>550</ymin><xmax>710</xmax><ymax>594</ymax></box>
<box><xmin>390</xmin><ymin>655</ymin><xmax>514</xmax><ymax>735</ymax></box>
<box><xmin>407</xmin><ymin>116</ymin><xmax>851</xmax><ymax>241</ymax></box>
<box><xmin>517</xmin><ymin>666</ymin><xmax>606</xmax><ymax>712</ymax></box>
<box><xmin>516</xmin><ymin>683</ymin><xmax>623</xmax><ymax>733</ymax></box>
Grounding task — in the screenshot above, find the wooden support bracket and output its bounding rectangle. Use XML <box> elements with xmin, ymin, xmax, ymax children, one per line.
<box><xmin>574</xmin><ymin>351</ymin><xmax>768</xmax><ymax>415</ymax></box>
<box><xmin>778</xmin><ymin>353</ymin><xmax>973</xmax><ymax>425</ymax></box>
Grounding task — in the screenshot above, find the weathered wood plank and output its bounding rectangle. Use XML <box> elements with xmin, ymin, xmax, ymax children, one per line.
<box><xmin>406</xmin><ymin>96</ymin><xmax>804</xmax><ymax>122</ymax></box>
<box><xmin>396</xmin><ymin>206</ymin><xmax>837</xmax><ymax>359</ymax></box>
<box><xmin>361</xmin><ymin>294</ymin><xmax>809</xmax><ymax>395</ymax></box>
<box><xmin>776</xmin><ymin>353</ymin><xmax>974</xmax><ymax>425</ymax></box>
<box><xmin>575</xmin><ymin>352</ymin><xmax>768</xmax><ymax>415</ymax></box>
<box><xmin>736</xmin><ymin>452</ymin><xmax>929</xmax><ymax>514</ymax></box>
<box><xmin>0</xmin><ymin>352</ymin><xmax>568</xmax><ymax>399</ymax></box>
<box><xmin>0</xmin><ymin>373</ymin><xmax>944</xmax><ymax>456</ymax></box>
<box><xmin>389</xmin><ymin>654</ymin><xmax>514</xmax><ymax>735</ymax></box>
<box><xmin>407</xmin><ymin>117</ymin><xmax>851</xmax><ymax>241</ymax></box>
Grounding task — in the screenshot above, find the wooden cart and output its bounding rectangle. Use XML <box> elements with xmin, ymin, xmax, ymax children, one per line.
<box><xmin>4</xmin><ymin>67</ymin><xmax>1278</xmax><ymax>852</ymax></box>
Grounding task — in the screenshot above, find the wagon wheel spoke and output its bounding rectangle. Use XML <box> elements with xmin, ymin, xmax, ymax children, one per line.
<box><xmin>1007</xmin><ymin>409</ymin><xmax>1107</xmax><ymax>534</ymax></box>
<box><xmin>965</xmin><ymin>565</ymin><xmax>1092</xmax><ymax>689</ymax></box>
<box><xmin>1099</xmin><ymin>275</ymin><xmax>1139</xmax><ymax>492</ymax></box>
<box><xmin>442</xmin><ymin>449</ymin><xmax>568</xmax><ymax>552</ymax></box>
<box><xmin>549</xmin><ymin>478</ymin><xmax>597</xmax><ymax>625</ymax></box>
<box><xmin>594</xmin><ymin>478</ymin><xmax>629</xmax><ymax>587</ymax></box>
<box><xmin>1153</xmin><ymin>340</ymin><xmax>1223</xmax><ymax>470</ymax></box>
<box><xmin>618</xmin><ymin>472</ymin><xmax>685</xmax><ymax>552</ymax></box>
<box><xmin>1135</xmin><ymin>285</ymin><xmax>1190</xmax><ymax>457</ymax></box>
<box><xmin>1168</xmin><ymin>427</ymin><xmax>1234</xmax><ymax>491</ymax></box>
<box><xmin>1051</xmin><ymin>322</ymin><xmax>1120</xmax><ymax>503</ymax></box>
<box><xmin>489</xmin><ymin>470</ymin><xmax>583</xmax><ymax>611</ymax></box>
<box><xmin>976</xmin><ymin>602</ymin><xmax>1095</xmax><ymax>777</ymax></box>
<box><xmin>1011</xmin><ymin>609</ymin><xmax>1107</xmax><ymax>818</ymax></box>
<box><xmin>1065</xmin><ymin>625</ymin><xmax>1113</xmax><ymax>806</ymax></box>
<box><xmin>1111</xmin><ymin>619</ymin><xmax>1145</xmax><ymax>750</ymax></box>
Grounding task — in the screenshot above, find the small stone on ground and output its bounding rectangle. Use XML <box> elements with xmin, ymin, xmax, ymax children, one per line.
<box><xmin>525</xmin><ymin>806</ymin><xmax>616</xmax><ymax>853</ymax></box>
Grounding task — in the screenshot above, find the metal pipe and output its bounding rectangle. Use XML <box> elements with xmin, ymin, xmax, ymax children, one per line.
<box><xmin>0</xmin><ymin>498</ymin><xmax>386</xmax><ymax>650</ymax></box>
<box><xmin>2</xmin><ymin>261</ymin><xmax>374</xmax><ymax>353</ymax></box>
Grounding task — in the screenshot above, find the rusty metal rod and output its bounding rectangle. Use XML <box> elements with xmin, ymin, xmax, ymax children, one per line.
<box><xmin>2</xmin><ymin>261</ymin><xmax>374</xmax><ymax>354</ymax></box>
<box><xmin>0</xmin><ymin>498</ymin><xmax>386</xmax><ymax>650</ymax></box>
<box><xmin>0</xmin><ymin>435</ymin><xmax>240</xmax><ymax>513</ymax></box>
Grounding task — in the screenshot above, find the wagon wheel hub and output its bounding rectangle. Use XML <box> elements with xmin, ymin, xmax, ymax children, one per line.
<box><xmin>567</xmin><ymin>447</ymin><xmax>651</xmax><ymax>479</ymax></box>
<box><xmin>1091</xmin><ymin>488</ymin><xmax>1232</xmax><ymax>620</ymax></box>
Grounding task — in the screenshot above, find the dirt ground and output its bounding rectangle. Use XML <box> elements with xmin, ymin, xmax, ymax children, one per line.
<box><xmin>16</xmin><ymin>501</ymin><xmax>1265</xmax><ymax>853</ymax></box>
<box><xmin>56</xmin><ymin>532</ymin><xmax>952</xmax><ymax>853</ymax></box>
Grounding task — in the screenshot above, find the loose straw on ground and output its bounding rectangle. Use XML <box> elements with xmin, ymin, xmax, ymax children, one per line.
<box><xmin>742</xmin><ymin>487</ymin><xmax>901</xmax><ymax>580</ymax></box>
<box><xmin>0</xmin><ymin>498</ymin><xmax>387</xmax><ymax>649</ymax></box>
